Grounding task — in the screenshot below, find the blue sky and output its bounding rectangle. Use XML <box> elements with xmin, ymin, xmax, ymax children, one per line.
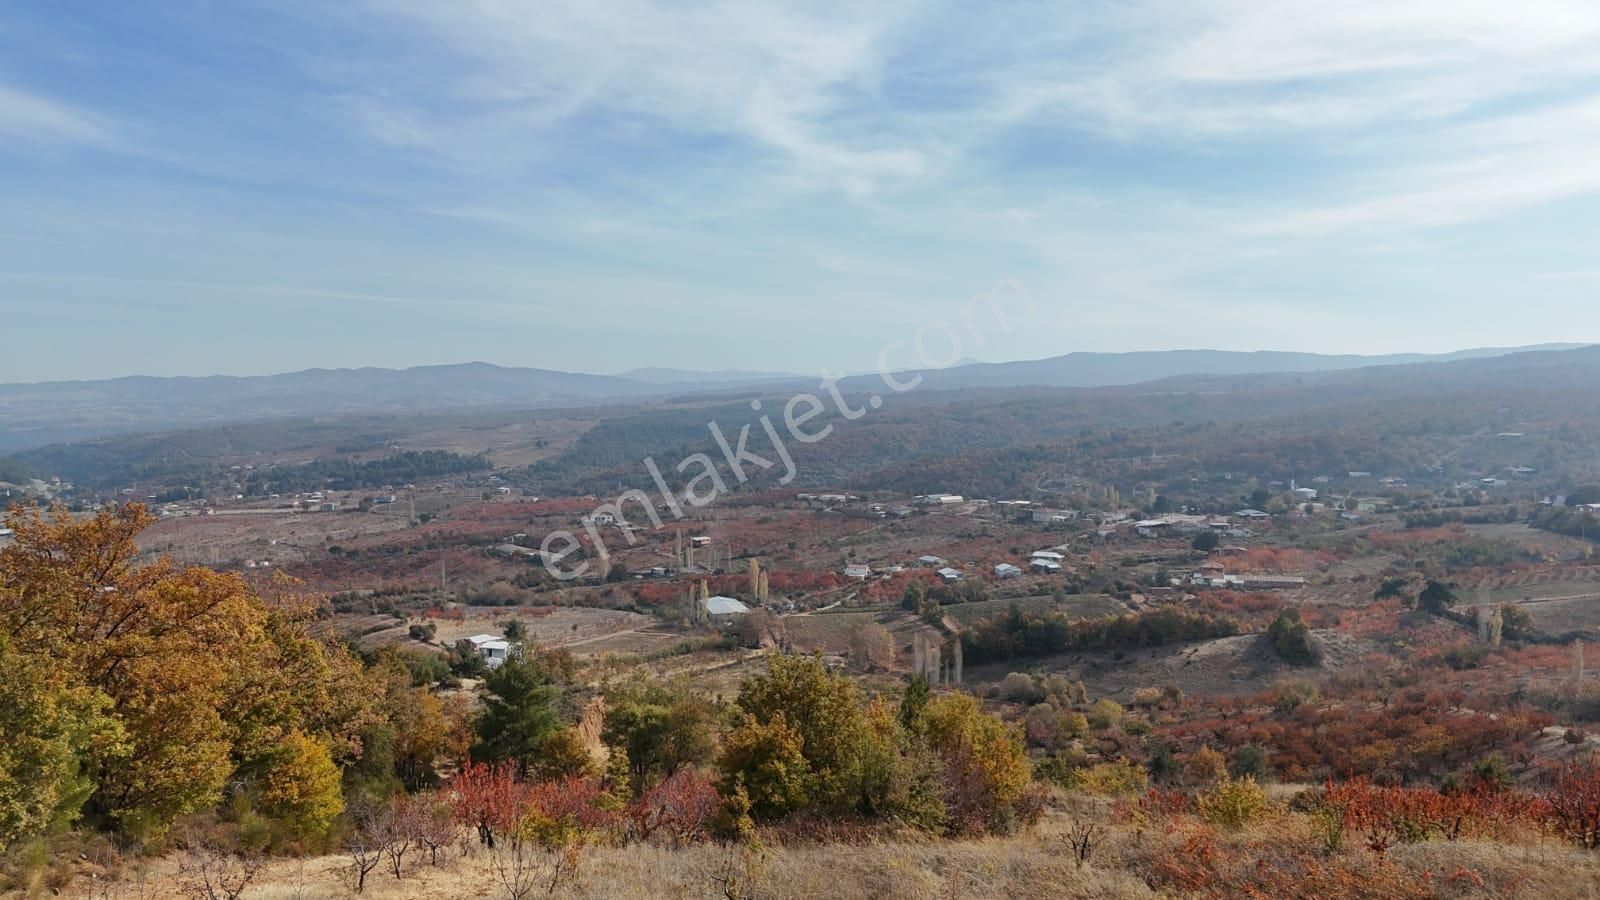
<box><xmin>4</xmin><ymin>0</ymin><xmax>1600</xmax><ymax>382</ymax></box>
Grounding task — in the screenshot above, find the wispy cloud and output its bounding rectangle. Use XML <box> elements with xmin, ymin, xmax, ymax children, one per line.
<box><xmin>1037</xmin><ymin>0</ymin><xmax>1600</xmax><ymax>136</ymax></box>
<box><xmin>6</xmin><ymin>0</ymin><xmax>1600</xmax><ymax>380</ymax></box>
<box><xmin>1257</xmin><ymin>95</ymin><xmax>1600</xmax><ymax>234</ymax></box>
<box><xmin>317</xmin><ymin>0</ymin><xmax>928</xmax><ymax>194</ymax></box>
<box><xmin>0</xmin><ymin>82</ymin><xmax>110</xmax><ymax>144</ymax></box>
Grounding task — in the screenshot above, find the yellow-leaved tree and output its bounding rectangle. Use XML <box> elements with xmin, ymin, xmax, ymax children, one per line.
<box><xmin>0</xmin><ymin>631</ymin><xmax>123</xmax><ymax>852</ymax></box>
<box><xmin>919</xmin><ymin>692</ymin><xmax>1032</xmax><ymax>835</ymax></box>
<box><xmin>256</xmin><ymin>731</ymin><xmax>345</xmax><ymax>842</ymax></box>
<box><xmin>0</xmin><ymin>504</ymin><xmax>369</xmax><ymax>843</ymax></box>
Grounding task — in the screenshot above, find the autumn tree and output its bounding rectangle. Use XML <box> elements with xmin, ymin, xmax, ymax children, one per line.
<box><xmin>0</xmin><ymin>630</ymin><xmax>119</xmax><ymax>850</ymax></box>
<box><xmin>1418</xmin><ymin>580</ymin><xmax>1457</xmax><ymax>615</ymax></box>
<box><xmin>918</xmin><ymin>692</ymin><xmax>1031</xmax><ymax>834</ymax></box>
<box><xmin>0</xmin><ymin>504</ymin><xmax>362</xmax><ymax>841</ymax></box>
<box><xmin>602</xmin><ymin>679</ymin><xmax>716</xmax><ymax>793</ymax></box>
<box><xmin>729</xmin><ymin>654</ymin><xmax>868</xmax><ymax>813</ymax></box>
<box><xmin>1547</xmin><ymin>757</ymin><xmax>1600</xmax><ymax>849</ymax></box>
<box><xmin>255</xmin><ymin>730</ymin><xmax>344</xmax><ymax>842</ymax></box>
<box><xmin>849</xmin><ymin>623</ymin><xmax>896</xmax><ymax>671</ymax></box>
<box><xmin>717</xmin><ymin>713</ymin><xmax>812</xmax><ymax>819</ymax></box>
<box><xmin>1267</xmin><ymin>608</ymin><xmax>1319</xmax><ymax>665</ymax></box>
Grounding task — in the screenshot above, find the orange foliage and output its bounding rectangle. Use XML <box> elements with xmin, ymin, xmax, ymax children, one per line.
<box><xmin>1324</xmin><ymin>778</ymin><xmax>1549</xmax><ymax>854</ymax></box>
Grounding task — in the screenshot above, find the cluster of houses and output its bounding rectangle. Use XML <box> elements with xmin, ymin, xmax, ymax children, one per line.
<box><xmin>1129</xmin><ymin>513</ymin><xmax>1254</xmax><ymax>539</ymax></box>
<box><xmin>1187</xmin><ymin>565</ymin><xmax>1306</xmax><ymax>590</ymax></box>
<box><xmin>841</xmin><ymin>555</ymin><xmax>974</xmax><ymax>583</ymax></box>
<box><xmin>990</xmin><ymin>549</ymin><xmax>1065</xmax><ymax>578</ymax></box>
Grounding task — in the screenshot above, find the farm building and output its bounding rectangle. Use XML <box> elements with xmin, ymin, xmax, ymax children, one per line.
<box><xmin>702</xmin><ymin>595</ymin><xmax>751</xmax><ymax>621</ymax></box>
<box><xmin>466</xmin><ymin>633</ymin><xmax>512</xmax><ymax>669</ymax></box>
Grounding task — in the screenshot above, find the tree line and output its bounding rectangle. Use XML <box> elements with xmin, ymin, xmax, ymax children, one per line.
<box><xmin>244</xmin><ymin>450</ymin><xmax>491</xmax><ymax>495</ymax></box>
<box><xmin>961</xmin><ymin>603</ymin><xmax>1240</xmax><ymax>665</ymax></box>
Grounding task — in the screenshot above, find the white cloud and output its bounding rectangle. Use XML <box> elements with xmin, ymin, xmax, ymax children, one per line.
<box><xmin>289</xmin><ymin>0</ymin><xmax>1600</xmax><ymax>230</ymax></box>
<box><xmin>324</xmin><ymin>0</ymin><xmax>927</xmax><ymax>193</ymax></box>
<box><xmin>1258</xmin><ymin>95</ymin><xmax>1600</xmax><ymax>234</ymax></box>
<box><xmin>0</xmin><ymin>82</ymin><xmax>110</xmax><ymax>144</ymax></box>
<box><xmin>1047</xmin><ymin>0</ymin><xmax>1600</xmax><ymax>136</ymax></box>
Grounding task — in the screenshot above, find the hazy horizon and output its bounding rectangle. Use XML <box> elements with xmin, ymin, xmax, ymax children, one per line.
<box><xmin>0</xmin><ymin>342</ymin><xmax>1590</xmax><ymax>387</ymax></box>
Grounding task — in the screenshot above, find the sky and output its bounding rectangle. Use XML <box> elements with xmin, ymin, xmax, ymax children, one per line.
<box><xmin>3</xmin><ymin>0</ymin><xmax>1600</xmax><ymax>383</ymax></box>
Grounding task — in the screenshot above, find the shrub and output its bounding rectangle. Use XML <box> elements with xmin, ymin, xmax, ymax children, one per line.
<box><xmin>1181</xmin><ymin>747</ymin><xmax>1228</xmax><ymax>789</ymax></box>
<box><xmin>1088</xmin><ymin>699</ymin><xmax>1125</xmax><ymax>731</ymax></box>
<box><xmin>1270</xmin><ymin>681</ymin><xmax>1318</xmax><ymax>712</ymax></box>
<box><xmin>1443</xmin><ymin>643</ymin><xmax>1489</xmax><ymax>670</ymax></box>
<box><xmin>1197</xmin><ymin>776</ymin><xmax>1267</xmax><ymax>830</ymax></box>
<box><xmin>1229</xmin><ymin>744</ymin><xmax>1270</xmax><ymax>780</ymax></box>
<box><xmin>1268</xmin><ymin>608</ymin><xmax>1319</xmax><ymax>665</ymax></box>
<box><xmin>999</xmin><ymin>673</ymin><xmax>1044</xmax><ymax>704</ymax></box>
<box><xmin>1075</xmin><ymin>760</ymin><xmax>1149</xmax><ymax>796</ymax></box>
<box><xmin>1021</xmin><ymin>704</ymin><xmax>1086</xmax><ymax>751</ymax></box>
<box><xmin>1033</xmin><ymin>747</ymin><xmax>1093</xmax><ymax>788</ymax></box>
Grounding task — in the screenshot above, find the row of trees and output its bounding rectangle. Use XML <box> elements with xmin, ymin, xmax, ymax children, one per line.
<box><xmin>243</xmin><ymin>450</ymin><xmax>491</xmax><ymax>496</ymax></box>
<box><xmin>470</xmin><ymin>649</ymin><xmax>1037</xmax><ymax>839</ymax></box>
<box><xmin>961</xmin><ymin>604</ymin><xmax>1240</xmax><ymax>664</ymax></box>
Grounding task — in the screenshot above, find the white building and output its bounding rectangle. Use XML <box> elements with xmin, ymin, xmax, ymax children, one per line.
<box><xmin>466</xmin><ymin>633</ymin><xmax>512</xmax><ymax>669</ymax></box>
<box><xmin>702</xmin><ymin>595</ymin><xmax>751</xmax><ymax>620</ymax></box>
<box><xmin>993</xmin><ymin>563</ymin><xmax>1023</xmax><ymax>579</ymax></box>
<box><xmin>1134</xmin><ymin>519</ymin><xmax>1170</xmax><ymax>537</ymax></box>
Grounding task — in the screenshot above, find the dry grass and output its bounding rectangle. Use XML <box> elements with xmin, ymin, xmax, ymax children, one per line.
<box><xmin>33</xmin><ymin>802</ymin><xmax>1600</xmax><ymax>900</ymax></box>
<box><xmin>65</xmin><ymin>833</ymin><xmax>1154</xmax><ymax>900</ymax></box>
<box><xmin>1388</xmin><ymin>839</ymin><xmax>1600</xmax><ymax>898</ymax></box>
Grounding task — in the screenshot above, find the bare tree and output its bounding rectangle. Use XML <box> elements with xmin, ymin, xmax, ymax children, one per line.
<box><xmin>176</xmin><ymin>837</ymin><xmax>263</xmax><ymax>900</ymax></box>
<box><xmin>345</xmin><ymin>820</ymin><xmax>386</xmax><ymax>896</ymax></box>
<box><xmin>488</xmin><ymin>838</ymin><xmax>582</xmax><ymax>900</ymax></box>
<box><xmin>411</xmin><ymin>794</ymin><xmax>458</xmax><ymax>866</ymax></box>
<box><xmin>705</xmin><ymin>842</ymin><xmax>769</xmax><ymax>900</ymax></box>
<box><xmin>1064</xmin><ymin>819</ymin><xmax>1101</xmax><ymax>868</ymax></box>
<box><xmin>379</xmin><ymin>800</ymin><xmax>414</xmax><ymax>879</ymax></box>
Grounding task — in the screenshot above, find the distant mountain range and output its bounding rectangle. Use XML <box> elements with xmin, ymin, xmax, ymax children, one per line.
<box><xmin>0</xmin><ymin>344</ymin><xmax>1588</xmax><ymax>452</ymax></box>
<box><xmin>618</xmin><ymin>367</ymin><xmax>800</xmax><ymax>385</ymax></box>
<box><xmin>837</xmin><ymin>344</ymin><xmax>1591</xmax><ymax>393</ymax></box>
